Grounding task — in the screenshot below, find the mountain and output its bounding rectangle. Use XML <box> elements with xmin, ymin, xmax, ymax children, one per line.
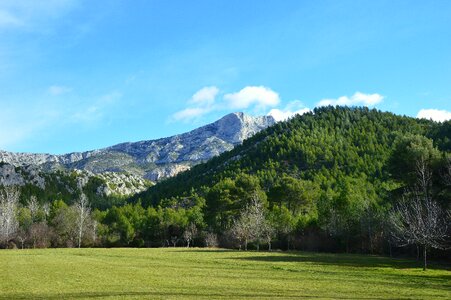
<box><xmin>0</xmin><ymin>112</ymin><xmax>275</xmax><ymax>181</ymax></box>
<box><xmin>0</xmin><ymin>112</ymin><xmax>275</xmax><ymax>200</ymax></box>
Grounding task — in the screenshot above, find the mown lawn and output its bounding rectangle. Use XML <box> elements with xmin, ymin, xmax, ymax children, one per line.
<box><xmin>0</xmin><ymin>248</ymin><xmax>450</xmax><ymax>299</ymax></box>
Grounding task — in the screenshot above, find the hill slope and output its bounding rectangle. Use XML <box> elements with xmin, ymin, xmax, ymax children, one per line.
<box><xmin>130</xmin><ymin>106</ymin><xmax>450</xmax><ymax>252</ymax></box>
<box><xmin>139</xmin><ymin>106</ymin><xmax>450</xmax><ymax>204</ymax></box>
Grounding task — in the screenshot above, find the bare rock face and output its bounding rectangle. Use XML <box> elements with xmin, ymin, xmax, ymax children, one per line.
<box><xmin>0</xmin><ymin>112</ymin><xmax>275</xmax><ymax>195</ymax></box>
<box><xmin>0</xmin><ymin>164</ymin><xmax>26</xmax><ymax>186</ymax></box>
<box><xmin>146</xmin><ymin>164</ymin><xmax>191</xmax><ymax>181</ymax></box>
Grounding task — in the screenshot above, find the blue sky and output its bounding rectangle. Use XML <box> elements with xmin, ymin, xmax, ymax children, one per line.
<box><xmin>1</xmin><ymin>0</ymin><xmax>450</xmax><ymax>154</ymax></box>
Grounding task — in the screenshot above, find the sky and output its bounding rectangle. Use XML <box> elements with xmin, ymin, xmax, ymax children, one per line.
<box><xmin>0</xmin><ymin>0</ymin><xmax>450</xmax><ymax>154</ymax></box>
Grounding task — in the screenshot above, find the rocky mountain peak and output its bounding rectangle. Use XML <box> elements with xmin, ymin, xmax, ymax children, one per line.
<box><xmin>198</xmin><ymin>112</ymin><xmax>275</xmax><ymax>144</ymax></box>
<box><xmin>0</xmin><ymin>112</ymin><xmax>276</xmax><ymax>186</ymax></box>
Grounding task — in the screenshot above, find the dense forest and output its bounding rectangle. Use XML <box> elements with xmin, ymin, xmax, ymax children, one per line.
<box><xmin>1</xmin><ymin>107</ymin><xmax>450</xmax><ymax>262</ymax></box>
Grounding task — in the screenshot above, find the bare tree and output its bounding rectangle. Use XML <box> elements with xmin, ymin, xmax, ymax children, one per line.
<box><xmin>390</xmin><ymin>158</ymin><xmax>450</xmax><ymax>270</ymax></box>
<box><xmin>16</xmin><ymin>228</ymin><xmax>27</xmax><ymax>249</ymax></box>
<box><xmin>0</xmin><ymin>187</ymin><xmax>20</xmax><ymax>246</ymax></box>
<box><xmin>262</xmin><ymin>221</ymin><xmax>275</xmax><ymax>251</ymax></box>
<box><xmin>74</xmin><ymin>193</ymin><xmax>91</xmax><ymax>248</ymax></box>
<box><xmin>247</xmin><ymin>195</ymin><xmax>268</xmax><ymax>251</ymax></box>
<box><xmin>231</xmin><ymin>213</ymin><xmax>253</xmax><ymax>251</ymax></box>
<box><xmin>28</xmin><ymin>196</ymin><xmax>39</xmax><ymax>222</ymax></box>
<box><xmin>42</xmin><ymin>202</ymin><xmax>50</xmax><ymax>220</ymax></box>
<box><xmin>204</xmin><ymin>232</ymin><xmax>218</xmax><ymax>248</ymax></box>
<box><xmin>91</xmin><ymin>220</ymin><xmax>98</xmax><ymax>245</ymax></box>
<box><xmin>231</xmin><ymin>194</ymin><xmax>270</xmax><ymax>251</ymax></box>
<box><xmin>183</xmin><ymin>223</ymin><xmax>197</xmax><ymax>248</ymax></box>
<box><xmin>29</xmin><ymin>222</ymin><xmax>52</xmax><ymax>248</ymax></box>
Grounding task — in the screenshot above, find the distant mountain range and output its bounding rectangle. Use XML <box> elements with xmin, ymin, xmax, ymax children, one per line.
<box><xmin>0</xmin><ymin>112</ymin><xmax>275</xmax><ymax>197</ymax></box>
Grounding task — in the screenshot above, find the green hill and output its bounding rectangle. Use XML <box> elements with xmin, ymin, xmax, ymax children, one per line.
<box><xmin>130</xmin><ymin>106</ymin><xmax>450</xmax><ymax>252</ymax></box>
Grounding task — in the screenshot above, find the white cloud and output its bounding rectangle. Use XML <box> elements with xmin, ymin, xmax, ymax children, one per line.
<box><xmin>171</xmin><ymin>87</ymin><xmax>384</xmax><ymax>125</ymax></box>
<box><xmin>189</xmin><ymin>86</ymin><xmax>219</xmax><ymax>106</ymax></box>
<box><xmin>316</xmin><ymin>92</ymin><xmax>383</xmax><ymax>107</ymax></box>
<box><xmin>267</xmin><ymin>100</ymin><xmax>311</xmax><ymax>121</ymax></box>
<box><xmin>170</xmin><ymin>86</ymin><xmax>219</xmax><ymax>122</ymax></box>
<box><xmin>48</xmin><ymin>85</ymin><xmax>72</xmax><ymax>96</ymax></box>
<box><xmin>417</xmin><ymin>109</ymin><xmax>451</xmax><ymax>122</ymax></box>
<box><xmin>171</xmin><ymin>85</ymin><xmax>280</xmax><ymax>122</ymax></box>
<box><xmin>268</xmin><ymin>108</ymin><xmax>311</xmax><ymax>122</ymax></box>
<box><xmin>224</xmin><ymin>86</ymin><xmax>280</xmax><ymax>110</ymax></box>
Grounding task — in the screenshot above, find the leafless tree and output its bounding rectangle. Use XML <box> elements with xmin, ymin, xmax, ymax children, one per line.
<box><xmin>231</xmin><ymin>213</ymin><xmax>253</xmax><ymax>250</ymax></box>
<box><xmin>390</xmin><ymin>158</ymin><xmax>450</xmax><ymax>270</ymax></box>
<box><xmin>91</xmin><ymin>220</ymin><xmax>98</xmax><ymax>245</ymax></box>
<box><xmin>231</xmin><ymin>194</ymin><xmax>271</xmax><ymax>251</ymax></box>
<box><xmin>28</xmin><ymin>196</ymin><xmax>39</xmax><ymax>222</ymax></box>
<box><xmin>247</xmin><ymin>195</ymin><xmax>268</xmax><ymax>251</ymax></box>
<box><xmin>29</xmin><ymin>222</ymin><xmax>52</xmax><ymax>248</ymax></box>
<box><xmin>183</xmin><ymin>223</ymin><xmax>197</xmax><ymax>248</ymax></box>
<box><xmin>74</xmin><ymin>193</ymin><xmax>91</xmax><ymax>248</ymax></box>
<box><xmin>0</xmin><ymin>187</ymin><xmax>20</xmax><ymax>246</ymax></box>
<box><xmin>42</xmin><ymin>202</ymin><xmax>50</xmax><ymax>220</ymax></box>
<box><xmin>204</xmin><ymin>232</ymin><xmax>218</xmax><ymax>248</ymax></box>
<box><xmin>262</xmin><ymin>221</ymin><xmax>275</xmax><ymax>251</ymax></box>
<box><xmin>16</xmin><ymin>228</ymin><xmax>27</xmax><ymax>249</ymax></box>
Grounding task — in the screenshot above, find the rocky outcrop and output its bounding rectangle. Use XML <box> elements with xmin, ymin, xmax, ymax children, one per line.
<box><xmin>0</xmin><ymin>163</ymin><xmax>151</xmax><ymax>197</ymax></box>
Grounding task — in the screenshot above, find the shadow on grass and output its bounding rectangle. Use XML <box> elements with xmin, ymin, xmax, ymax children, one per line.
<box><xmin>230</xmin><ymin>252</ymin><xmax>451</xmax><ymax>293</ymax></box>
<box><xmin>232</xmin><ymin>251</ymin><xmax>451</xmax><ymax>271</ymax></box>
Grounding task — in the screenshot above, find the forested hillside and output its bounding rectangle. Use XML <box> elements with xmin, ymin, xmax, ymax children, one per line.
<box><xmin>126</xmin><ymin>106</ymin><xmax>450</xmax><ymax>253</ymax></box>
<box><xmin>2</xmin><ymin>107</ymin><xmax>450</xmax><ymax>257</ymax></box>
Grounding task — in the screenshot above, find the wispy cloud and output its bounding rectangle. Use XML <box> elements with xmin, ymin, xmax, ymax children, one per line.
<box><xmin>171</xmin><ymin>107</ymin><xmax>212</xmax><ymax>122</ymax></box>
<box><xmin>48</xmin><ymin>85</ymin><xmax>72</xmax><ymax>96</ymax></box>
<box><xmin>0</xmin><ymin>89</ymin><xmax>123</xmax><ymax>150</ymax></box>
<box><xmin>316</xmin><ymin>92</ymin><xmax>383</xmax><ymax>107</ymax></box>
<box><xmin>0</xmin><ymin>100</ymin><xmax>62</xmax><ymax>151</ymax></box>
<box><xmin>267</xmin><ymin>100</ymin><xmax>311</xmax><ymax>121</ymax></box>
<box><xmin>70</xmin><ymin>91</ymin><xmax>122</xmax><ymax>124</ymax></box>
<box><xmin>0</xmin><ymin>0</ymin><xmax>79</xmax><ymax>30</ymax></box>
<box><xmin>0</xmin><ymin>9</ymin><xmax>22</xmax><ymax>28</ymax></box>
<box><xmin>171</xmin><ymin>86</ymin><xmax>219</xmax><ymax>122</ymax></box>
<box><xmin>417</xmin><ymin>109</ymin><xmax>451</xmax><ymax>122</ymax></box>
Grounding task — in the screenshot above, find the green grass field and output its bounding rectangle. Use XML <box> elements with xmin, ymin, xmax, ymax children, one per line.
<box><xmin>1</xmin><ymin>248</ymin><xmax>450</xmax><ymax>299</ymax></box>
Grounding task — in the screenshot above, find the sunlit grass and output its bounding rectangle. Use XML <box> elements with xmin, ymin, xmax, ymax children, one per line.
<box><xmin>1</xmin><ymin>248</ymin><xmax>450</xmax><ymax>299</ymax></box>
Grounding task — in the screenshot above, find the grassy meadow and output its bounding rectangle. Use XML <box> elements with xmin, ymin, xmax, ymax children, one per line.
<box><xmin>1</xmin><ymin>248</ymin><xmax>450</xmax><ymax>299</ymax></box>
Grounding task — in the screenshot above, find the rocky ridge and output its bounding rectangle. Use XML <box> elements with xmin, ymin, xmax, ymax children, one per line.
<box><xmin>0</xmin><ymin>112</ymin><xmax>275</xmax><ymax>195</ymax></box>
